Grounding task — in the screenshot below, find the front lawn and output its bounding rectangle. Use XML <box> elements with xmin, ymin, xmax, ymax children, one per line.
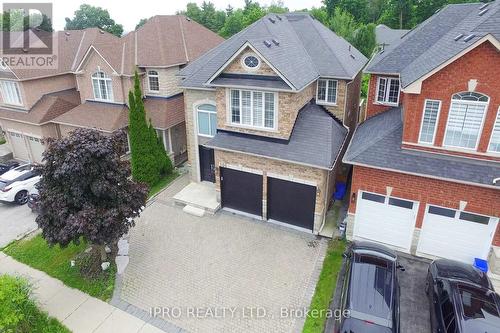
<box><xmin>0</xmin><ymin>274</ymin><xmax>70</xmax><ymax>333</ymax></box>
<box><xmin>148</xmin><ymin>171</ymin><xmax>179</xmax><ymax>198</ymax></box>
<box><xmin>3</xmin><ymin>235</ymin><xmax>116</xmax><ymax>301</ymax></box>
<box><xmin>302</xmin><ymin>239</ymin><xmax>346</xmax><ymax>333</ymax></box>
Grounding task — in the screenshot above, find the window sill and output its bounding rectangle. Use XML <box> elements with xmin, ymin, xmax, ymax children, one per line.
<box><xmin>198</xmin><ymin>133</ymin><xmax>215</xmax><ymax>138</ymax></box>
<box><xmin>374</xmin><ymin>101</ymin><xmax>398</xmax><ymax>107</ymax></box>
<box><xmin>228</xmin><ymin>123</ymin><xmax>277</xmax><ymax>133</ymax></box>
<box><xmin>316</xmin><ymin>101</ymin><xmax>337</xmax><ymax>107</ymax></box>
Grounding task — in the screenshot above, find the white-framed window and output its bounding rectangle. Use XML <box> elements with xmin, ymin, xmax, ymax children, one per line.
<box><xmin>488</xmin><ymin>107</ymin><xmax>500</xmax><ymax>153</ymax></box>
<box><xmin>443</xmin><ymin>92</ymin><xmax>489</xmax><ymax>150</ymax></box>
<box><xmin>197</xmin><ymin>104</ymin><xmax>217</xmax><ymax>137</ymax></box>
<box><xmin>91</xmin><ymin>71</ymin><xmax>114</xmax><ymax>101</ymax></box>
<box><xmin>376</xmin><ymin>77</ymin><xmax>400</xmax><ymax>105</ymax></box>
<box><xmin>155</xmin><ymin>128</ymin><xmax>171</xmax><ymax>152</ymax></box>
<box><xmin>230</xmin><ymin>89</ymin><xmax>275</xmax><ymax>129</ymax></box>
<box><xmin>148</xmin><ymin>70</ymin><xmax>159</xmax><ymax>92</ymax></box>
<box><xmin>316</xmin><ymin>79</ymin><xmax>338</xmax><ymax>105</ymax></box>
<box><xmin>241</xmin><ymin>52</ymin><xmax>260</xmax><ymax>70</ymax></box>
<box><xmin>0</xmin><ymin>80</ymin><xmax>22</xmax><ymax>105</ymax></box>
<box><xmin>418</xmin><ymin>99</ymin><xmax>441</xmax><ymax>144</ymax></box>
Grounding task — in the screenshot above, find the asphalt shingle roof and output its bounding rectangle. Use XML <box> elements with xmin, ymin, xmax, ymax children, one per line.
<box><xmin>366</xmin><ymin>1</ymin><xmax>500</xmax><ymax>88</ymax></box>
<box><xmin>205</xmin><ymin>102</ymin><xmax>348</xmax><ymax>169</ymax></box>
<box><xmin>375</xmin><ymin>24</ymin><xmax>409</xmax><ymax>47</ymax></box>
<box><xmin>179</xmin><ymin>13</ymin><xmax>367</xmax><ymax>90</ymax></box>
<box><xmin>344</xmin><ymin>108</ymin><xmax>500</xmax><ymax>188</ymax></box>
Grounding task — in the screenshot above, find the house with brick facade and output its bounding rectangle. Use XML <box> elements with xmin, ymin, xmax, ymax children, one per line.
<box><xmin>178</xmin><ymin>13</ymin><xmax>367</xmax><ymax>233</ymax></box>
<box><xmin>0</xmin><ymin>16</ymin><xmax>223</xmax><ymax>165</ymax></box>
<box><xmin>343</xmin><ymin>2</ymin><xmax>500</xmax><ymax>271</ymax></box>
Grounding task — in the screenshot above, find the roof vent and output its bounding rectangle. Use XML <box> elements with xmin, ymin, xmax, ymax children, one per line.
<box><xmin>64</xmin><ymin>31</ymin><xmax>71</xmax><ymax>36</ymax></box>
<box><xmin>350</xmin><ymin>54</ymin><xmax>355</xmax><ymax>59</ymax></box>
<box><xmin>479</xmin><ymin>8</ymin><xmax>489</xmax><ymax>16</ymax></box>
<box><xmin>99</xmin><ymin>29</ymin><xmax>105</xmax><ymax>34</ymax></box>
<box><xmin>463</xmin><ymin>34</ymin><xmax>475</xmax><ymax>42</ymax></box>
<box><xmin>454</xmin><ymin>33</ymin><xmax>464</xmax><ymax>41</ymax></box>
<box><xmin>268</xmin><ymin>17</ymin><xmax>276</xmax><ymax>24</ymax></box>
<box><xmin>276</xmin><ymin>15</ymin><xmax>282</xmax><ymax>21</ymax></box>
<box><xmin>263</xmin><ymin>40</ymin><xmax>272</xmax><ymax>48</ymax></box>
<box><xmin>479</xmin><ymin>3</ymin><xmax>489</xmax><ymax>10</ymax></box>
<box><xmin>272</xmin><ymin>39</ymin><xmax>280</xmax><ymax>46</ymax></box>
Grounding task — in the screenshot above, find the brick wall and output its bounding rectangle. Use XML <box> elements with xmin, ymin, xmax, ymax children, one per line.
<box><xmin>349</xmin><ymin>165</ymin><xmax>500</xmax><ymax>245</ymax></box>
<box><xmin>402</xmin><ymin>41</ymin><xmax>500</xmax><ymax>157</ymax></box>
<box><xmin>321</xmin><ymin>80</ymin><xmax>347</xmax><ymax>121</ymax></box>
<box><xmin>366</xmin><ymin>74</ymin><xmax>402</xmax><ymax>118</ymax></box>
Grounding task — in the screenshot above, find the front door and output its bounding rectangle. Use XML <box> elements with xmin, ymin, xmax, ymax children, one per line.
<box><xmin>199</xmin><ymin>145</ymin><xmax>215</xmax><ymax>182</ymax></box>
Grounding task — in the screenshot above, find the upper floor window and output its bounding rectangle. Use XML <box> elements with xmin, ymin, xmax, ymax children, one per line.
<box><xmin>488</xmin><ymin>108</ymin><xmax>500</xmax><ymax>153</ymax></box>
<box><xmin>197</xmin><ymin>104</ymin><xmax>217</xmax><ymax>137</ymax></box>
<box><xmin>444</xmin><ymin>92</ymin><xmax>489</xmax><ymax>150</ymax></box>
<box><xmin>0</xmin><ymin>80</ymin><xmax>22</xmax><ymax>105</ymax></box>
<box><xmin>148</xmin><ymin>70</ymin><xmax>159</xmax><ymax>92</ymax></box>
<box><xmin>419</xmin><ymin>100</ymin><xmax>441</xmax><ymax>144</ymax></box>
<box><xmin>242</xmin><ymin>53</ymin><xmax>260</xmax><ymax>70</ymax></box>
<box><xmin>230</xmin><ymin>89</ymin><xmax>275</xmax><ymax>129</ymax></box>
<box><xmin>376</xmin><ymin>77</ymin><xmax>399</xmax><ymax>105</ymax></box>
<box><xmin>91</xmin><ymin>71</ymin><xmax>114</xmax><ymax>101</ymax></box>
<box><xmin>317</xmin><ymin>79</ymin><xmax>338</xmax><ymax>105</ymax></box>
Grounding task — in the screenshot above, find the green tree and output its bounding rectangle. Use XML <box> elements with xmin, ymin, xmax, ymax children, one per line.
<box><xmin>323</xmin><ymin>0</ymin><xmax>340</xmax><ymax>17</ymax></box>
<box><xmin>351</xmin><ymin>23</ymin><xmax>376</xmax><ymax>57</ymax></box>
<box><xmin>329</xmin><ymin>8</ymin><xmax>359</xmax><ymax>41</ymax></box>
<box><xmin>182</xmin><ymin>2</ymin><xmax>226</xmax><ymax>33</ymax></box>
<box><xmin>219</xmin><ymin>9</ymin><xmax>245</xmax><ymax>38</ymax></box>
<box><xmin>378</xmin><ymin>0</ymin><xmax>414</xmax><ymax>29</ymax></box>
<box><xmin>65</xmin><ymin>4</ymin><xmax>123</xmax><ymax>36</ymax></box>
<box><xmin>135</xmin><ymin>18</ymin><xmax>149</xmax><ymax>30</ymax></box>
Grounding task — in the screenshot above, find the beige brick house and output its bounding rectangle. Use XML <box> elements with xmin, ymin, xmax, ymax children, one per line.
<box><xmin>0</xmin><ymin>16</ymin><xmax>223</xmax><ymax>165</ymax></box>
<box><xmin>179</xmin><ymin>13</ymin><xmax>367</xmax><ymax>233</ymax></box>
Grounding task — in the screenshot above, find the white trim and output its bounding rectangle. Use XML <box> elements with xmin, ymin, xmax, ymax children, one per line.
<box><xmin>487</xmin><ymin>107</ymin><xmax>500</xmax><ymax>154</ymax></box>
<box><xmin>206</xmin><ymin>42</ymin><xmax>296</xmax><ymax>91</ymax></box>
<box><xmin>91</xmin><ymin>71</ymin><xmax>114</xmax><ymax>102</ymax></box>
<box><xmin>147</xmin><ymin>70</ymin><xmax>160</xmax><ymax>93</ymax></box>
<box><xmin>75</xmin><ymin>45</ymin><xmax>119</xmax><ymax>74</ymax></box>
<box><xmin>375</xmin><ymin>76</ymin><xmax>400</xmax><ymax>105</ymax></box>
<box><xmin>196</xmin><ymin>103</ymin><xmax>217</xmax><ymax>137</ymax></box>
<box><xmin>266</xmin><ymin>172</ymin><xmax>317</xmax><ymax>187</ymax></box>
<box><xmin>401</xmin><ymin>141</ymin><xmax>500</xmax><ymax>160</ymax></box>
<box><xmin>316</xmin><ymin>78</ymin><xmax>338</xmax><ymax>106</ymax></box>
<box><xmin>192</xmin><ymin>98</ymin><xmax>217</xmax><ymax>182</ymax></box>
<box><xmin>418</xmin><ymin>99</ymin><xmax>442</xmax><ymax>144</ymax></box>
<box><xmin>0</xmin><ymin>80</ymin><xmax>23</xmax><ymax>106</ymax></box>
<box><xmin>403</xmin><ymin>35</ymin><xmax>500</xmax><ymax>93</ymax></box>
<box><xmin>167</xmin><ymin>128</ymin><xmax>173</xmax><ymax>153</ymax></box>
<box><xmin>219</xmin><ymin>163</ymin><xmax>263</xmax><ymax>175</ymax></box>
<box><xmin>209</xmin><ymin>83</ymin><xmax>293</xmax><ymax>93</ymax></box>
<box><xmin>228</xmin><ymin>88</ymin><xmax>278</xmax><ymax>131</ymax></box>
<box><xmin>240</xmin><ymin>52</ymin><xmax>261</xmax><ymax>71</ymax></box>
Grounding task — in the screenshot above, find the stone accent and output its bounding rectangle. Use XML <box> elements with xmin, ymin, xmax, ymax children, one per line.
<box><xmin>143</xmin><ymin>66</ymin><xmax>183</xmax><ymax>97</ymax></box>
<box><xmin>183</xmin><ymin>89</ymin><xmax>217</xmax><ymax>181</ymax></box>
<box><xmin>214</xmin><ymin>149</ymin><xmax>328</xmax><ymax>233</ymax></box>
<box><xmin>410</xmin><ymin>228</ymin><xmax>421</xmax><ymax>255</ymax></box>
<box><xmin>223</xmin><ymin>46</ymin><xmax>277</xmax><ymax>76</ymax></box>
<box><xmin>345</xmin><ymin>213</ymin><xmax>355</xmax><ymax>240</ymax></box>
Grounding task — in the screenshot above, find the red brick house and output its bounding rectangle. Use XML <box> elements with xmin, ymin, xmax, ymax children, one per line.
<box><xmin>343</xmin><ymin>2</ymin><xmax>500</xmax><ymax>272</ymax></box>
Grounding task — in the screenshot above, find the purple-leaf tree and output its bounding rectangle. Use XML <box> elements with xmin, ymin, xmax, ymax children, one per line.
<box><xmin>35</xmin><ymin>129</ymin><xmax>148</xmax><ymax>260</ymax></box>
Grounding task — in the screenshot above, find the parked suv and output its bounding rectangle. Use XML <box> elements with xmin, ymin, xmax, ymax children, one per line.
<box><xmin>0</xmin><ymin>164</ymin><xmax>40</xmax><ymax>204</ymax></box>
<box><xmin>426</xmin><ymin>259</ymin><xmax>500</xmax><ymax>333</ymax></box>
<box><xmin>336</xmin><ymin>241</ymin><xmax>404</xmax><ymax>333</ymax></box>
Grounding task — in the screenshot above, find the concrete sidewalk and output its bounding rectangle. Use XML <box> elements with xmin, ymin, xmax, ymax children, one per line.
<box><xmin>0</xmin><ymin>252</ymin><xmax>164</xmax><ymax>333</ymax></box>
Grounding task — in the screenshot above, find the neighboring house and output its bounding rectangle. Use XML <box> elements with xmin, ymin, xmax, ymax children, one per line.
<box><xmin>179</xmin><ymin>13</ymin><xmax>367</xmax><ymax>233</ymax></box>
<box><xmin>0</xmin><ymin>16</ymin><xmax>223</xmax><ymax>165</ymax></box>
<box><xmin>375</xmin><ymin>24</ymin><xmax>409</xmax><ymax>50</ymax></box>
<box><xmin>343</xmin><ymin>2</ymin><xmax>500</xmax><ymax>269</ymax></box>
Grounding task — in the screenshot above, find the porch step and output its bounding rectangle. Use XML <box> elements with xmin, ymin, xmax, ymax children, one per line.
<box><xmin>182</xmin><ymin>205</ymin><xmax>206</xmax><ymax>217</ymax></box>
<box><xmin>173</xmin><ymin>182</ymin><xmax>220</xmax><ymax>214</ymax></box>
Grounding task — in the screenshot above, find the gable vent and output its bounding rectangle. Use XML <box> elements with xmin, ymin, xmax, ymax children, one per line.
<box><xmin>268</xmin><ymin>17</ymin><xmax>276</xmax><ymax>24</ymax></box>
<box><xmin>463</xmin><ymin>34</ymin><xmax>475</xmax><ymax>42</ymax></box>
<box><xmin>479</xmin><ymin>8</ymin><xmax>489</xmax><ymax>16</ymax></box>
<box><xmin>454</xmin><ymin>33</ymin><xmax>464</xmax><ymax>41</ymax></box>
<box><xmin>479</xmin><ymin>3</ymin><xmax>489</xmax><ymax>10</ymax></box>
<box><xmin>263</xmin><ymin>40</ymin><xmax>272</xmax><ymax>48</ymax></box>
<box><xmin>272</xmin><ymin>39</ymin><xmax>280</xmax><ymax>46</ymax></box>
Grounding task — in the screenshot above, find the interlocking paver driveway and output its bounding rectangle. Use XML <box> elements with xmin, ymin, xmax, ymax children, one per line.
<box><xmin>120</xmin><ymin>174</ymin><xmax>328</xmax><ymax>333</ymax></box>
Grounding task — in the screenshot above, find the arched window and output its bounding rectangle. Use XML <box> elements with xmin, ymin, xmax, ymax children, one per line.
<box><xmin>197</xmin><ymin>104</ymin><xmax>217</xmax><ymax>137</ymax></box>
<box><xmin>148</xmin><ymin>70</ymin><xmax>159</xmax><ymax>92</ymax></box>
<box><xmin>444</xmin><ymin>92</ymin><xmax>489</xmax><ymax>149</ymax></box>
<box><xmin>91</xmin><ymin>71</ymin><xmax>113</xmax><ymax>101</ymax></box>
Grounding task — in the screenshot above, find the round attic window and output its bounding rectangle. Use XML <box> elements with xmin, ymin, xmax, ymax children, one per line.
<box><xmin>243</xmin><ymin>54</ymin><xmax>260</xmax><ymax>69</ymax></box>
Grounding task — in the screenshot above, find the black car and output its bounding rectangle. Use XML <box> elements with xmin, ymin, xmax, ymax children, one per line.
<box><xmin>336</xmin><ymin>241</ymin><xmax>405</xmax><ymax>333</ymax></box>
<box><xmin>0</xmin><ymin>160</ymin><xmax>20</xmax><ymax>175</ymax></box>
<box><xmin>426</xmin><ymin>259</ymin><xmax>500</xmax><ymax>333</ymax></box>
<box><xmin>27</xmin><ymin>192</ymin><xmax>40</xmax><ymax>213</ymax></box>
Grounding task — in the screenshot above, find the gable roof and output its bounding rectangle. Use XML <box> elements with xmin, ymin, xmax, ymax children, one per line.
<box><xmin>375</xmin><ymin>24</ymin><xmax>409</xmax><ymax>47</ymax></box>
<box><xmin>179</xmin><ymin>13</ymin><xmax>368</xmax><ymax>91</ymax></box>
<box><xmin>366</xmin><ymin>1</ymin><xmax>500</xmax><ymax>88</ymax></box>
<box><xmin>343</xmin><ymin>107</ymin><xmax>500</xmax><ymax>189</ymax></box>
<box><xmin>0</xmin><ymin>16</ymin><xmax>223</xmax><ymax>80</ymax></box>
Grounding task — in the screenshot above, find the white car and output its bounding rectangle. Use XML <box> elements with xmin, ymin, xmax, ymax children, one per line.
<box><xmin>0</xmin><ymin>164</ymin><xmax>41</xmax><ymax>205</ymax></box>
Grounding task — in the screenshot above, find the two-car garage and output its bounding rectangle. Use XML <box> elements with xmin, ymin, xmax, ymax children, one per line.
<box><xmin>353</xmin><ymin>190</ymin><xmax>499</xmax><ymax>264</ymax></box>
<box><xmin>7</xmin><ymin>131</ymin><xmax>44</xmax><ymax>163</ymax></box>
<box><xmin>220</xmin><ymin>167</ymin><xmax>317</xmax><ymax>232</ymax></box>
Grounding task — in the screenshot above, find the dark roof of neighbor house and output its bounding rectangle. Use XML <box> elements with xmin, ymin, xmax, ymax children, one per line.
<box><xmin>51</xmin><ymin>94</ymin><xmax>185</xmax><ymax>132</ymax></box>
<box><xmin>179</xmin><ymin>13</ymin><xmax>368</xmax><ymax>90</ymax></box>
<box><xmin>0</xmin><ymin>89</ymin><xmax>80</xmax><ymax>124</ymax></box>
<box><xmin>375</xmin><ymin>24</ymin><xmax>409</xmax><ymax>47</ymax></box>
<box><xmin>0</xmin><ymin>16</ymin><xmax>223</xmax><ymax>80</ymax></box>
<box><xmin>205</xmin><ymin>101</ymin><xmax>348</xmax><ymax>169</ymax></box>
<box><xmin>366</xmin><ymin>1</ymin><xmax>500</xmax><ymax>88</ymax></box>
<box><xmin>211</xmin><ymin>73</ymin><xmax>292</xmax><ymax>90</ymax></box>
<box><xmin>343</xmin><ymin>107</ymin><xmax>500</xmax><ymax>188</ymax></box>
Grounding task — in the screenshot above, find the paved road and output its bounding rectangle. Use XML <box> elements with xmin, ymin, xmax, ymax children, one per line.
<box><xmin>119</xmin><ymin>174</ymin><xmax>328</xmax><ymax>333</ymax></box>
<box><xmin>0</xmin><ymin>202</ymin><xmax>38</xmax><ymax>248</ymax></box>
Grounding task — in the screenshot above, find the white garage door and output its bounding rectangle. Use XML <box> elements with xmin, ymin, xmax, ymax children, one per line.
<box><xmin>417</xmin><ymin>205</ymin><xmax>498</xmax><ymax>263</ymax></box>
<box><xmin>27</xmin><ymin>136</ymin><xmax>44</xmax><ymax>163</ymax></box>
<box><xmin>353</xmin><ymin>191</ymin><xmax>419</xmax><ymax>251</ymax></box>
<box><xmin>8</xmin><ymin>131</ymin><xmax>29</xmax><ymax>161</ymax></box>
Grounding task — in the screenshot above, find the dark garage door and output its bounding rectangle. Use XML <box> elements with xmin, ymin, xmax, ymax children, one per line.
<box><xmin>267</xmin><ymin>177</ymin><xmax>316</xmax><ymax>231</ymax></box>
<box><xmin>220</xmin><ymin>167</ymin><xmax>263</xmax><ymax>217</ymax></box>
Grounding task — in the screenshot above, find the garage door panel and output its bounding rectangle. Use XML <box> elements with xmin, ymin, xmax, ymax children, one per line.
<box><xmin>27</xmin><ymin>136</ymin><xmax>44</xmax><ymax>163</ymax></box>
<box><xmin>353</xmin><ymin>191</ymin><xmax>418</xmax><ymax>251</ymax></box>
<box><xmin>8</xmin><ymin>132</ymin><xmax>29</xmax><ymax>161</ymax></box>
<box><xmin>220</xmin><ymin>167</ymin><xmax>262</xmax><ymax>217</ymax></box>
<box><xmin>267</xmin><ymin>177</ymin><xmax>316</xmax><ymax>231</ymax></box>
